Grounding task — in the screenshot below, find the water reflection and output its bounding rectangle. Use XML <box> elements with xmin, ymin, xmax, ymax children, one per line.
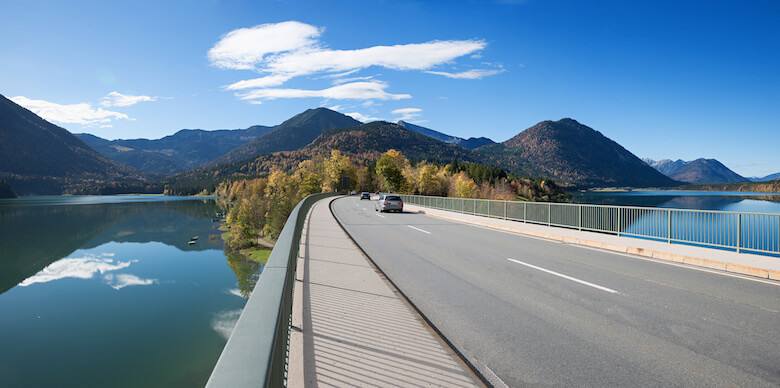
<box><xmin>18</xmin><ymin>254</ymin><xmax>131</xmax><ymax>287</ymax></box>
<box><xmin>0</xmin><ymin>198</ymin><xmax>225</xmax><ymax>295</ymax></box>
<box><xmin>103</xmin><ymin>273</ymin><xmax>158</xmax><ymax>290</ymax></box>
<box><xmin>210</xmin><ymin>309</ymin><xmax>243</xmax><ymax>340</ymax></box>
<box><xmin>0</xmin><ymin>196</ymin><xmax>249</xmax><ymax>388</ymax></box>
<box><xmin>225</xmin><ymin>249</ymin><xmax>263</xmax><ymax>299</ymax></box>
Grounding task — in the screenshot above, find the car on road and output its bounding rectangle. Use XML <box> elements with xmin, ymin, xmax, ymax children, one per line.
<box><xmin>375</xmin><ymin>195</ymin><xmax>403</xmax><ymax>213</ymax></box>
<box><xmin>350</xmin><ymin>190</ymin><xmax>357</xmax><ymax>195</ymax></box>
<box><xmin>360</xmin><ymin>192</ymin><xmax>370</xmax><ymax>200</ymax></box>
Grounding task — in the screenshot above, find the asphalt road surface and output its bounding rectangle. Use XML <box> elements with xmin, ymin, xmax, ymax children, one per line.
<box><xmin>331</xmin><ymin>196</ymin><xmax>780</xmax><ymax>387</ymax></box>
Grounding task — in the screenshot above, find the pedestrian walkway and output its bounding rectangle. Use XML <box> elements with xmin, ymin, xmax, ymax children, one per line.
<box><xmin>288</xmin><ymin>198</ymin><xmax>481</xmax><ymax>388</ymax></box>
<box><xmin>405</xmin><ymin>203</ymin><xmax>780</xmax><ymax>281</ymax></box>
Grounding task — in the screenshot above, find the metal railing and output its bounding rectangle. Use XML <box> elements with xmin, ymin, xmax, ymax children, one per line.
<box><xmin>207</xmin><ymin>192</ymin><xmax>339</xmax><ymax>388</ymax></box>
<box><xmin>399</xmin><ymin>194</ymin><xmax>780</xmax><ymax>256</ymax></box>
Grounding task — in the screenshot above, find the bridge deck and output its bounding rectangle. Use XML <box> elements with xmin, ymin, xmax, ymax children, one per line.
<box><xmin>288</xmin><ymin>197</ymin><xmax>481</xmax><ymax>387</ymax></box>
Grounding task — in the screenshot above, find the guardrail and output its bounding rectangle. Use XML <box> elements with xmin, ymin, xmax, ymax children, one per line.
<box><xmin>399</xmin><ymin>194</ymin><xmax>780</xmax><ymax>256</ymax></box>
<box><xmin>207</xmin><ymin>192</ymin><xmax>339</xmax><ymax>388</ymax></box>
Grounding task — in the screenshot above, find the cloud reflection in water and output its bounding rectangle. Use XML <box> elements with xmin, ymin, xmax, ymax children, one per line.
<box><xmin>19</xmin><ymin>255</ymin><xmax>132</xmax><ymax>287</ymax></box>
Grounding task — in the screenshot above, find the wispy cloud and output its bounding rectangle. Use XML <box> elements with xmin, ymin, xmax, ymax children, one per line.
<box><xmin>331</xmin><ymin>75</ymin><xmax>375</xmax><ymax>85</ymax></box>
<box><xmin>426</xmin><ymin>68</ymin><xmax>505</xmax><ymax>79</ymax></box>
<box><xmin>344</xmin><ymin>112</ymin><xmax>382</xmax><ymax>122</ymax></box>
<box><xmin>392</xmin><ymin>107</ymin><xmax>423</xmax><ymax>121</ymax></box>
<box><xmin>224</xmin><ymin>74</ymin><xmax>293</xmax><ymax>90</ymax></box>
<box><xmin>237</xmin><ymin>81</ymin><xmax>410</xmax><ymax>101</ymax></box>
<box><xmin>100</xmin><ymin>91</ymin><xmax>159</xmax><ymax>107</ymax></box>
<box><xmin>11</xmin><ymin>96</ymin><xmax>131</xmax><ymax>126</ymax></box>
<box><xmin>209</xmin><ymin>21</ymin><xmax>495</xmax><ymax>102</ymax></box>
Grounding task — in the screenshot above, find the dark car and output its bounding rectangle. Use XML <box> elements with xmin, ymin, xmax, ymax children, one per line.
<box><xmin>375</xmin><ymin>195</ymin><xmax>403</xmax><ymax>212</ymax></box>
<box><xmin>360</xmin><ymin>192</ymin><xmax>370</xmax><ymax>200</ymax></box>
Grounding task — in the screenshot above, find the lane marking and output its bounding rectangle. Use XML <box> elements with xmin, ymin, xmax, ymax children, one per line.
<box><xmin>376</xmin><ymin>214</ymin><xmax>385</xmax><ymax>218</ymax></box>
<box><xmin>572</xmin><ymin>244</ymin><xmax>780</xmax><ymax>287</ymax></box>
<box><xmin>408</xmin><ymin>209</ymin><xmax>780</xmax><ymax>288</ymax></box>
<box><xmin>408</xmin><ymin>225</ymin><xmax>431</xmax><ymax>234</ymax></box>
<box><xmin>507</xmin><ymin>258</ymin><xmax>619</xmax><ymax>294</ymax></box>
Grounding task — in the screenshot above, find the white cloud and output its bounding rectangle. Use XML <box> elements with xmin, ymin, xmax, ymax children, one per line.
<box><xmin>331</xmin><ymin>75</ymin><xmax>375</xmax><ymax>85</ymax></box>
<box><xmin>100</xmin><ymin>91</ymin><xmax>158</xmax><ymax>107</ymax></box>
<box><xmin>103</xmin><ymin>273</ymin><xmax>158</xmax><ymax>290</ymax></box>
<box><xmin>345</xmin><ymin>112</ymin><xmax>382</xmax><ymax>122</ymax></box>
<box><xmin>11</xmin><ymin>96</ymin><xmax>131</xmax><ymax>126</ymax></box>
<box><xmin>392</xmin><ymin>107</ymin><xmax>423</xmax><ymax>121</ymax></box>
<box><xmin>224</xmin><ymin>74</ymin><xmax>293</xmax><ymax>90</ymax></box>
<box><xmin>426</xmin><ymin>68</ymin><xmax>505</xmax><ymax>79</ymax></box>
<box><xmin>207</xmin><ymin>21</ymin><xmax>322</xmax><ymax>70</ymax></box>
<box><xmin>209</xmin><ymin>21</ymin><xmax>492</xmax><ymax>102</ymax></box>
<box><xmin>19</xmin><ymin>256</ymin><xmax>131</xmax><ymax>287</ymax></box>
<box><xmin>237</xmin><ymin>81</ymin><xmax>410</xmax><ymax>101</ymax></box>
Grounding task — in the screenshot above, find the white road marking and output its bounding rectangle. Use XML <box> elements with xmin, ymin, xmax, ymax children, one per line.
<box><xmin>376</xmin><ymin>214</ymin><xmax>385</xmax><ymax>218</ymax></box>
<box><xmin>408</xmin><ymin>225</ymin><xmax>431</xmax><ymax>234</ymax></box>
<box><xmin>573</xmin><ymin>244</ymin><xmax>780</xmax><ymax>287</ymax></box>
<box><xmin>507</xmin><ymin>258</ymin><xmax>619</xmax><ymax>294</ymax></box>
<box><xmin>414</xmin><ymin>211</ymin><xmax>780</xmax><ymax>288</ymax></box>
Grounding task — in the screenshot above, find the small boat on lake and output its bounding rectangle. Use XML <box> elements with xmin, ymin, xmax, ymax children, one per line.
<box><xmin>190</xmin><ymin>236</ymin><xmax>199</xmax><ymax>241</ymax></box>
<box><xmin>188</xmin><ymin>240</ymin><xmax>196</xmax><ymax>245</ymax></box>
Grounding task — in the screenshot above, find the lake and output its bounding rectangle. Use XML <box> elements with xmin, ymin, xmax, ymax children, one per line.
<box><xmin>571</xmin><ymin>190</ymin><xmax>780</xmax><ymax>214</ymax></box>
<box><xmin>0</xmin><ymin>196</ymin><xmax>262</xmax><ymax>387</ymax></box>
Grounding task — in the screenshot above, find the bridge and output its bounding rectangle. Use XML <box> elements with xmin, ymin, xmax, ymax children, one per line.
<box><xmin>207</xmin><ymin>194</ymin><xmax>780</xmax><ymax>387</ymax></box>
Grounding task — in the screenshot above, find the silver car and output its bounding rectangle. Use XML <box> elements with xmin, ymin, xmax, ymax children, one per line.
<box><xmin>375</xmin><ymin>194</ymin><xmax>403</xmax><ymax>213</ymax></box>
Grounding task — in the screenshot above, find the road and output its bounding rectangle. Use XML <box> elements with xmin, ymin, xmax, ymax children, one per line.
<box><xmin>331</xmin><ymin>196</ymin><xmax>780</xmax><ymax>387</ymax></box>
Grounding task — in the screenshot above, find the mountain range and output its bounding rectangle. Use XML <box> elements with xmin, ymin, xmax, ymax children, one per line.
<box><xmin>75</xmin><ymin>125</ymin><xmax>272</xmax><ymax>175</ymax></box>
<box><xmin>183</xmin><ymin>117</ymin><xmax>677</xmax><ymax>189</ymax></box>
<box><xmin>180</xmin><ymin>121</ymin><xmax>477</xmax><ymax>181</ymax></box>
<box><xmin>397</xmin><ymin>120</ymin><xmax>494</xmax><ymax>150</ymax></box>
<box><xmin>748</xmin><ymin>173</ymin><xmax>780</xmax><ymax>182</ymax></box>
<box><xmin>208</xmin><ymin>108</ymin><xmax>362</xmax><ymax>166</ymax></box>
<box><xmin>0</xmin><ymin>93</ymin><xmax>143</xmax><ymax>195</ymax></box>
<box><xmin>643</xmin><ymin>158</ymin><xmax>747</xmax><ymax>184</ymax></box>
<box><xmin>2</xmin><ymin>95</ymin><xmax>707</xmax><ymax>194</ymax></box>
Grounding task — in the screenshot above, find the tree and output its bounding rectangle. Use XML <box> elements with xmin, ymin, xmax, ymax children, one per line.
<box><xmin>295</xmin><ymin>159</ymin><xmax>323</xmax><ymax>197</ymax></box>
<box><xmin>418</xmin><ymin>164</ymin><xmax>441</xmax><ymax>195</ymax></box>
<box><xmin>454</xmin><ymin>172</ymin><xmax>478</xmax><ymax>198</ymax></box>
<box><xmin>376</xmin><ymin>149</ymin><xmax>408</xmax><ymax>192</ymax></box>
<box><xmin>322</xmin><ymin>149</ymin><xmax>357</xmax><ymax>192</ymax></box>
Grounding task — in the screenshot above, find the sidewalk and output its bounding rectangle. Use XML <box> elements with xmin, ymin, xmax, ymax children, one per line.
<box><xmin>288</xmin><ymin>198</ymin><xmax>481</xmax><ymax>388</ymax></box>
<box><xmin>405</xmin><ymin>204</ymin><xmax>780</xmax><ymax>281</ymax></box>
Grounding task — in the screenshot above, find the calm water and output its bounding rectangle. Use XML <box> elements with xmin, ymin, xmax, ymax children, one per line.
<box><xmin>0</xmin><ymin>196</ymin><xmax>261</xmax><ymax>387</ymax></box>
<box><xmin>571</xmin><ymin>191</ymin><xmax>780</xmax><ymax>254</ymax></box>
<box><xmin>572</xmin><ymin>190</ymin><xmax>780</xmax><ymax>214</ymax></box>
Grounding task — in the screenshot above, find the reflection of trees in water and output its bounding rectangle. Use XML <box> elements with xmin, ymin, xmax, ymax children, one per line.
<box><xmin>224</xmin><ymin>248</ymin><xmax>263</xmax><ymax>299</ymax></box>
<box><xmin>0</xmin><ymin>199</ymin><xmax>224</xmax><ymax>296</ymax></box>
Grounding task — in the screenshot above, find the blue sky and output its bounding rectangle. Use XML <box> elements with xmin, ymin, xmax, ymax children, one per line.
<box><xmin>1</xmin><ymin>0</ymin><xmax>778</xmax><ymax>177</ymax></box>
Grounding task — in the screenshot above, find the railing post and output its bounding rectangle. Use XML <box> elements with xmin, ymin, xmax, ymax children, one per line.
<box><xmin>667</xmin><ymin>210</ymin><xmax>672</xmax><ymax>244</ymax></box>
<box><xmin>578</xmin><ymin>205</ymin><xmax>582</xmax><ymax>231</ymax></box>
<box><xmin>487</xmin><ymin>200</ymin><xmax>490</xmax><ymax>218</ymax></box>
<box><xmin>504</xmin><ymin>201</ymin><xmax>507</xmax><ymax>220</ymax></box>
<box><xmin>548</xmin><ymin>203</ymin><xmax>551</xmax><ymax>226</ymax></box>
<box><xmin>461</xmin><ymin>198</ymin><xmax>464</xmax><ymax>213</ymax></box>
<box><xmin>737</xmin><ymin>213</ymin><xmax>742</xmax><ymax>253</ymax></box>
<box><xmin>618</xmin><ymin>207</ymin><xmax>622</xmax><ymax>237</ymax></box>
<box><xmin>523</xmin><ymin>202</ymin><xmax>527</xmax><ymax>223</ymax></box>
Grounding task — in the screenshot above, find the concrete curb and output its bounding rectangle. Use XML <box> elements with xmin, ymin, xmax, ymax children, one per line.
<box><xmin>410</xmin><ymin>206</ymin><xmax>780</xmax><ymax>281</ymax></box>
